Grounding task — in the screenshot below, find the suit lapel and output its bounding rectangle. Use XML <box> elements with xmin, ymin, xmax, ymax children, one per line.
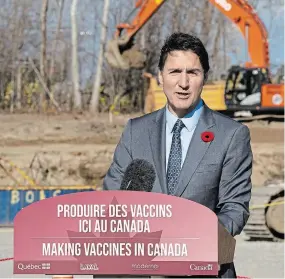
<box><xmin>175</xmin><ymin>104</ymin><xmax>216</xmax><ymax>197</ymax></box>
<box><xmin>148</xmin><ymin>108</ymin><xmax>168</xmax><ymax>194</ymax></box>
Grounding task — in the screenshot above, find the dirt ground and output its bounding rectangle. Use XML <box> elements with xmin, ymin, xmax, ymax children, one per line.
<box><xmin>0</xmin><ymin>113</ymin><xmax>283</xmax><ymax>188</ymax></box>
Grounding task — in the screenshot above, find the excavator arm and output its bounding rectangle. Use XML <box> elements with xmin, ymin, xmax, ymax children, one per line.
<box><xmin>105</xmin><ymin>0</ymin><xmax>270</xmax><ymax>70</ymax></box>
<box><xmin>105</xmin><ymin>0</ymin><xmax>165</xmax><ymax>70</ymax></box>
<box><xmin>116</xmin><ymin>0</ymin><xmax>165</xmax><ymax>40</ymax></box>
<box><xmin>209</xmin><ymin>0</ymin><xmax>269</xmax><ymax>68</ymax></box>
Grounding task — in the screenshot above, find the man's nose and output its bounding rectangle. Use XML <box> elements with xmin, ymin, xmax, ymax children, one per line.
<box><xmin>178</xmin><ymin>72</ymin><xmax>190</xmax><ymax>90</ymax></box>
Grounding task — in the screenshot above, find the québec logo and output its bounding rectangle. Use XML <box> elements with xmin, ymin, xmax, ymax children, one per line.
<box><xmin>215</xmin><ymin>0</ymin><xmax>232</xmax><ymax>11</ymax></box>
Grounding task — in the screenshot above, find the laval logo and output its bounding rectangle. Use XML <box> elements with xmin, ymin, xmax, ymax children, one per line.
<box><xmin>215</xmin><ymin>0</ymin><xmax>232</xmax><ymax>11</ymax></box>
<box><xmin>190</xmin><ymin>263</ymin><xmax>213</xmax><ymax>271</ymax></box>
<box><xmin>80</xmin><ymin>263</ymin><xmax>99</xmax><ymax>271</ymax></box>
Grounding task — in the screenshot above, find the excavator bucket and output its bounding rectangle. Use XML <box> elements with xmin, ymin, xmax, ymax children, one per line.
<box><xmin>105</xmin><ymin>36</ymin><xmax>146</xmax><ymax>70</ymax></box>
<box><xmin>105</xmin><ymin>38</ymin><xmax>130</xmax><ymax>70</ymax></box>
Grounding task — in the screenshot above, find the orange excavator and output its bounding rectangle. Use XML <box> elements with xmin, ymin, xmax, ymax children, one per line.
<box><xmin>105</xmin><ymin>0</ymin><xmax>284</xmax><ymax>242</ymax></box>
<box><xmin>105</xmin><ymin>0</ymin><xmax>284</xmax><ymax>115</ymax></box>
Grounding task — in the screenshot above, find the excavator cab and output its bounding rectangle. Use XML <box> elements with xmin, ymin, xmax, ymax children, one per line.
<box><xmin>224</xmin><ymin>66</ymin><xmax>271</xmax><ymax>109</ymax></box>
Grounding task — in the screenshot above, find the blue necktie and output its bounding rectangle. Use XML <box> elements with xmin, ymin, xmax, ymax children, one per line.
<box><xmin>167</xmin><ymin>119</ymin><xmax>185</xmax><ymax>195</ymax></box>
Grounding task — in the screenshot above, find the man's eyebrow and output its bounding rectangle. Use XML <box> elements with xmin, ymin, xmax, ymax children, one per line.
<box><xmin>167</xmin><ymin>68</ymin><xmax>203</xmax><ymax>72</ymax></box>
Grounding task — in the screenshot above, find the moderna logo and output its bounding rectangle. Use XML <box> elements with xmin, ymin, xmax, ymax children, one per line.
<box><xmin>215</xmin><ymin>0</ymin><xmax>232</xmax><ymax>11</ymax></box>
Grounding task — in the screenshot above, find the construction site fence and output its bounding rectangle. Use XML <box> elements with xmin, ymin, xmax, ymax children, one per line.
<box><xmin>0</xmin><ymin>185</ymin><xmax>98</xmax><ymax>226</ymax></box>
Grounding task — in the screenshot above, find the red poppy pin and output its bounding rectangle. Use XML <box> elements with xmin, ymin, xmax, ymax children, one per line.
<box><xmin>201</xmin><ymin>131</ymin><xmax>214</xmax><ymax>142</ymax></box>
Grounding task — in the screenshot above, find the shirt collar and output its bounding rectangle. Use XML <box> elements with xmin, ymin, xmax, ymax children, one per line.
<box><xmin>166</xmin><ymin>99</ymin><xmax>204</xmax><ymax>132</ymax></box>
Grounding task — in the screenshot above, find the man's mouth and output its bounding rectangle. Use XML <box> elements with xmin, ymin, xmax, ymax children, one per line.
<box><xmin>176</xmin><ymin>92</ymin><xmax>191</xmax><ymax>97</ymax></box>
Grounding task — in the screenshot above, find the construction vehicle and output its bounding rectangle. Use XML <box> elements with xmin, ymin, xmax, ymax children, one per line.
<box><xmin>105</xmin><ymin>0</ymin><xmax>284</xmax><ymax>241</ymax></box>
<box><xmin>105</xmin><ymin>0</ymin><xmax>284</xmax><ymax>115</ymax></box>
<box><xmin>244</xmin><ymin>179</ymin><xmax>284</xmax><ymax>242</ymax></box>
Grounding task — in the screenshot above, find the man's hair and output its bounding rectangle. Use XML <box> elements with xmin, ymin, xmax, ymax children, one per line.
<box><xmin>158</xmin><ymin>32</ymin><xmax>210</xmax><ymax>76</ymax></box>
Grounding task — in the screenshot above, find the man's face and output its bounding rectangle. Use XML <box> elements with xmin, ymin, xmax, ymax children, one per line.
<box><xmin>158</xmin><ymin>50</ymin><xmax>205</xmax><ymax>117</ymax></box>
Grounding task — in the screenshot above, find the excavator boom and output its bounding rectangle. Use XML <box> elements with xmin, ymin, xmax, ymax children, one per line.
<box><xmin>116</xmin><ymin>0</ymin><xmax>165</xmax><ymax>39</ymax></box>
<box><xmin>209</xmin><ymin>0</ymin><xmax>269</xmax><ymax>68</ymax></box>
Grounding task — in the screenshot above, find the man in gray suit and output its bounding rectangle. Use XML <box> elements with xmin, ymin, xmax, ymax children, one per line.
<box><xmin>103</xmin><ymin>32</ymin><xmax>253</xmax><ymax>278</ymax></box>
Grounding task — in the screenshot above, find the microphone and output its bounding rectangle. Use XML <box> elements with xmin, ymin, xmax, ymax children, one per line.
<box><xmin>120</xmin><ymin>159</ymin><xmax>156</xmax><ymax>192</ymax></box>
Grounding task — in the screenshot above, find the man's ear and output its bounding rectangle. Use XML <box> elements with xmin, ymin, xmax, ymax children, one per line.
<box><xmin>158</xmin><ymin>71</ymin><xmax>163</xmax><ymax>86</ymax></box>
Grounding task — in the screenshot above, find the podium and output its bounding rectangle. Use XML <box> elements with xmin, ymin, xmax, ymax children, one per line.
<box><xmin>13</xmin><ymin>190</ymin><xmax>236</xmax><ymax>277</ymax></box>
<box><xmin>217</xmin><ymin>222</ymin><xmax>236</xmax><ymax>267</ymax></box>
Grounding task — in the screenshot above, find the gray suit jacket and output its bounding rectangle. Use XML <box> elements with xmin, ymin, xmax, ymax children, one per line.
<box><xmin>103</xmin><ymin>103</ymin><xmax>253</xmax><ymax>278</ymax></box>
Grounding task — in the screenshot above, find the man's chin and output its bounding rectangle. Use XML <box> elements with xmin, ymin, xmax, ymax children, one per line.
<box><xmin>174</xmin><ymin>103</ymin><xmax>193</xmax><ymax>111</ymax></box>
<box><xmin>168</xmin><ymin>105</ymin><xmax>193</xmax><ymax>117</ymax></box>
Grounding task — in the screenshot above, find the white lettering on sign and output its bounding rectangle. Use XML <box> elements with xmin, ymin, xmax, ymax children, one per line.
<box><xmin>215</xmin><ymin>0</ymin><xmax>232</xmax><ymax>11</ymax></box>
<box><xmin>26</xmin><ymin>191</ymin><xmax>35</xmax><ymax>204</ymax></box>
<box><xmin>10</xmin><ymin>189</ymin><xmax>62</xmax><ymax>205</ymax></box>
<box><xmin>190</xmin><ymin>263</ymin><xmax>213</xmax><ymax>271</ymax></box>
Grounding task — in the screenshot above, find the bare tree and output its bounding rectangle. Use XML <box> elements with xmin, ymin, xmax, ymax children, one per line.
<box><xmin>16</xmin><ymin>65</ymin><xmax>22</xmax><ymax>110</ymax></box>
<box><xmin>172</xmin><ymin>0</ymin><xmax>181</xmax><ymax>32</ymax></box>
<box><xmin>71</xmin><ymin>0</ymin><xmax>81</xmax><ymax>111</ymax></box>
<box><xmin>40</xmin><ymin>0</ymin><xmax>48</xmax><ymax>111</ymax></box>
<box><xmin>90</xmin><ymin>0</ymin><xmax>110</xmax><ymax>113</ymax></box>
<box><xmin>48</xmin><ymin>0</ymin><xmax>65</xmax><ymax>84</ymax></box>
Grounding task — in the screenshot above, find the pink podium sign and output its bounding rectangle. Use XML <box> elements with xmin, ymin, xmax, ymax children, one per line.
<box><xmin>14</xmin><ymin>190</ymin><xmax>219</xmax><ymax>276</ymax></box>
